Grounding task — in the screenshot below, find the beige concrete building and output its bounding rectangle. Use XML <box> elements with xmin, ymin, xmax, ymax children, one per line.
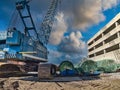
<box><xmin>87</xmin><ymin>13</ymin><xmax>120</xmax><ymax>63</ymax></box>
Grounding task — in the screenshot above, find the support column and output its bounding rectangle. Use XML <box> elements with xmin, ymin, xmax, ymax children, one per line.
<box><xmin>94</xmin><ymin>53</ymin><xmax>96</xmax><ymax>57</ymax></box>
<box><xmin>115</xmin><ymin>22</ymin><xmax>118</xmax><ymax>27</ymax></box>
<box><xmin>117</xmin><ymin>32</ymin><xmax>120</xmax><ymax>38</ymax></box>
<box><xmin>104</xmin><ymin>49</ymin><xmax>106</xmax><ymax>54</ymax></box>
<box><xmin>103</xmin><ymin>41</ymin><xmax>105</xmax><ymax>45</ymax></box>
<box><xmin>102</xmin><ymin>33</ymin><xmax>104</xmax><ymax>37</ymax></box>
<box><xmin>119</xmin><ymin>43</ymin><xmax>120</xmax><ymax>48</ymax></box>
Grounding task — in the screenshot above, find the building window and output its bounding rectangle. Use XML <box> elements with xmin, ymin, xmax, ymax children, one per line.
<box><xmin>0</xmin><ymin>40</ymin><xmax>6</xmax><ymax>44</ymax></box>
<box><xmin>88</xmin><ymin>47</ymin><xmax>94</xmax><ymax>52</ymax></box>
<box><xmin>104</xmin><ymin>33</ymin><xmax>118</xmax><ymax>44</ymax></box>
<box><xmin>96</xmin><ymin>50</ymin><xmax>104</xmax><ymax>56</ymax></box>
<box><xmin>89</xmin><ymin>54</ymin><xmax>94</xmax><ymax>58</ymax></box>
<box><xmin>94</xmin><ymin>34</ymin><xmax>102</xmax><ymax>42</ymax></box>
<box><xmin>105</xmin><ymin>44</ymin><xmax>119</xmax><ymax>53</ymax></box>
<box><xmin>88</xmin><ymin>41</ymin><xmax>94</xmax><ymax>46</ymax></box>
<box><xmin>95</xmin><ymin>42</ymin><xmax>103</xmax><ymax>49</ymax></box>
<box><xmin>117</xmin><ymin>19</ymin><xmax>120</xmax><ymax>25</ymax></box>
<box><xmin>103</xmin><ymin>23</ymin><xmax>116</xmax><ymax>35</ymax></box>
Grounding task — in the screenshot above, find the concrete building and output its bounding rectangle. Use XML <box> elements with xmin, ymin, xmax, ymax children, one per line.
<box><xmin>87</xmin><ymin>13</ymin><xmax>120</xmax><ymax>63</ymax></box>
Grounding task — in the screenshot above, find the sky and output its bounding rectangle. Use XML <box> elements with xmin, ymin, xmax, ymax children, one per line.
<box><xmin>0</xmin><ymin>0</ymin><xmax>120</xmax><ymax>65</ymax></box>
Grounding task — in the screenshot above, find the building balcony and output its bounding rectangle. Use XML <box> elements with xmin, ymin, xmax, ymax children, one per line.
<box><xmin>88</xmin><ymin>25</ymin><xmax>120</xmax><ymax>50</ymax></box>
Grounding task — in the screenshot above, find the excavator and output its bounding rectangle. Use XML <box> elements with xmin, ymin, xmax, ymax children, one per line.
<box><xmin>0</xmin><ymin>0</ymin><xmax>60</xmax><ymax>77</ymax></box>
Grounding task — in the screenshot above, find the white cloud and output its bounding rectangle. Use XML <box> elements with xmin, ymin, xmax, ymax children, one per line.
<box><xmin>58</xmin><ymin>31</ymin><xmax>87</xmax><ymax>54</ymax></box>
<box><xmin>60</xmin><ymin>0</ymin><xmax>119</xmax><ymax>30</ymax></box>
<box><xmin>1</xmin><ymin>0</ymin><xmax>119</xmax><ymax>64</ymax></box>
<box><xmin>102</xmin><ymin>0</ymin><xmax>118</xmax><ymax>10</ymax></box>
<box><xmin>48</xmin><ymin>0</ymin><xmax>119</xmax><ymax>64</ymax></box>
<box><xmin>49</xmin><ymin>12</ymin><xmax>67</xmax><ymax>45</ymax></box>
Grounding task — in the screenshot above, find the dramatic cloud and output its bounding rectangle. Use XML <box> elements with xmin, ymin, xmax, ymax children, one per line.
<box><xmin>48</xmin><ymin>0</ymin><xmax>119</xmax><ymax>64</ymax></box>
<box><xmin>1</xmin><ymin>0</ymin><xmax>119</xmax><ymax>30</ymax></box>
<box><xmin>0</xmin><ymin>0</ymin><xmax>119</xmax><ymax>64</ymax></box>
<box><xmin>102</xmin><ymin>0</ymin><xmax>118</xmax><ymax>10</ymax></box>
<box><xmin>48</xmin><ymin>48</ymin><xmax>86</xmax><ymax>65</ymax></box>
<box><xmin>49</xmin><ymin>12</ymin><xmax>67</xmax><ymax>45</ymax></box>
<box><xmin>60</xmin><ymin>0</ymin><xmax>119</xmax><ymax>30</ymax></box>
<box><xmin>48</xmin><ymin>31</ymin><xmax>87</xmax><ymax>65</ymax></box>
<box><xmin>58</xmin><ymin>31</ymin><xmax>86</xmax><ymax>54</ymax></box>
<box><xmin>48</xmin><ymin>49</ymin><xmax>63</xmax><ymax>65</ymax></box>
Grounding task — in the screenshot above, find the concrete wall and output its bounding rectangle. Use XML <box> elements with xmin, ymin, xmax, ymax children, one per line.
<box><xmin>87</xmin><ymin>13</ymin><xmax>120</xmax><ymax>63</ymax></box>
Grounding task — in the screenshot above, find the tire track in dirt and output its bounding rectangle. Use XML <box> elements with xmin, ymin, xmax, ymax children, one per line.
<box><xmin>0</xmin><ymin>80</ymin><xmax>6</xmax><ymax>90</ymax></box>
<box><xmin>55</xmin><ymin>82</ymin><xmax>64</xmax><ymax>90</ymax></box>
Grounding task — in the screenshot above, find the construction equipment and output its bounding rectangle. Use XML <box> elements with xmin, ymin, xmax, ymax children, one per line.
<box><xmin>0</xmin><ymin>0</ymin><xmax>60</xmax><ymax>75</ymax></box>
<box><xmin>97</xmin><ymin>59</ymin><xmax>118</xmax><ymax>73</ymax></box>
<box><xmin>76</xmin><ymin>59</ymin><xmax>101</xmax><ymax>76</ymax></box>
<box><xmin>59</xmin><ymin>61</ymin><xmax>77</xmax><ymax>76</ymax></box>
<box><xmin>38</xmin><ymin>63</ymin><xmax>56</xmax><ymax>79</ymax></box>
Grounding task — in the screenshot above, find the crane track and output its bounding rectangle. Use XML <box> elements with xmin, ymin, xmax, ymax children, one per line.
<box><xmin>0</xmin><ymin>72</ymin><xmax>37</xmax><ymax>78</ymax></box>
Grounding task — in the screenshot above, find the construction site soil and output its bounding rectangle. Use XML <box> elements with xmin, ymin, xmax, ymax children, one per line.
<box><xmin>0</xmin><ymin>73</ymin><xmax>120</xmax><ymax>90</ymax></box>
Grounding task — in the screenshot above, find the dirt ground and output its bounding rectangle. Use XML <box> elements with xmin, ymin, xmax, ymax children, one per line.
<box><xmin>0</xmin><ymin>73</ymin><xmax>120</xmax><ymax>90</ymax></box>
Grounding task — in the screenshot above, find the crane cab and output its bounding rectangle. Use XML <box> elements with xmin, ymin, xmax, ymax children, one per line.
<box><xmin>0</xmin><ymin>28</ymin><xmax>47</xmax><ymax>63</ymax></box>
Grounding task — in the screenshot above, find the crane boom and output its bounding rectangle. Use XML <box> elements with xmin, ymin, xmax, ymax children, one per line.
<box><xmin>0</xmin><ymin>0</ymin><xmax>60</xmax><ymax>75</ymax></box>
<box><xmin>38</xmin><ymin>0</ymin><xmax>60</xmax><ymax>45</ymax></box>
<box><xmin>16</xmin><ymin>0</ymin><xmax>60</xmax><ymax>45</ymax></box>
<box><xmin>16</xmin><ymin>0</ymin><xmax>41</xmax><ymax>43</ymax></box>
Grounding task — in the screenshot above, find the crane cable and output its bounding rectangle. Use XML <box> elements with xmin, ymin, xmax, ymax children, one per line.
<box><xmin>39</xmin><ymin>0</ymin><xmax>60</xmax><ymax>45</ymax></box>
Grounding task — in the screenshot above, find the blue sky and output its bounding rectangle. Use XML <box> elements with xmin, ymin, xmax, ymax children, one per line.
<box><xmin>0</xmin><ymin>0</ymin><xmax>120</xmax><ymax>64</ymax></box>
<box><xmin>0</xmin><ymin>0</ymin><xmax>120</xmax><ymax>42</ymax></box>
<box><xmin>82</xmin><ymin>4</ymin><xmax>120</xmax><ymax>42</ymax></box>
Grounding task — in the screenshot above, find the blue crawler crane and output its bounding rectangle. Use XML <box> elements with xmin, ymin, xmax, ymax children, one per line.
<box><xmin>0</xmin><ymin>0</ymin><xmax>59</xmax><ymax>74</ymax></box>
